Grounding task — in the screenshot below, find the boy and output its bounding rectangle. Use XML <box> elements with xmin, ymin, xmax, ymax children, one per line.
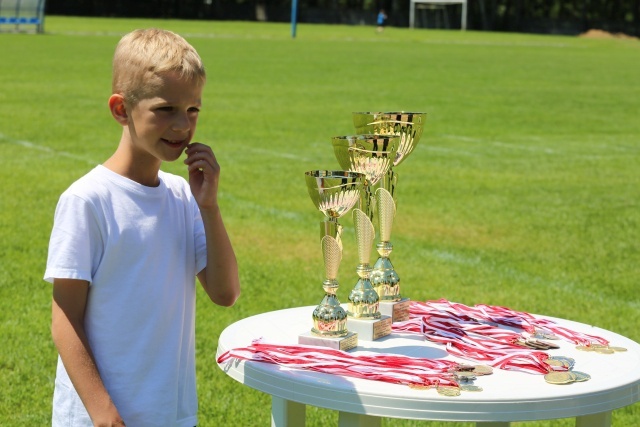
<box><xmin>45</xmin><ymin>29</ymin><xmax>240</xmax><ymax>426</ymax></box>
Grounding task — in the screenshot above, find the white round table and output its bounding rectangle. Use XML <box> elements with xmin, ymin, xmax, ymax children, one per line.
<box><xmin>216</xmin><ymin>306</ymin><xmax>640</xmax><ymax>427</ymax></box>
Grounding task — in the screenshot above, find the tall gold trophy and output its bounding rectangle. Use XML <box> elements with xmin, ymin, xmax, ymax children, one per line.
<box><xmin>331</xmin><ymin>135</ymin><xmax>399</xmax><ymax>341</ymax></box>
<box><xmin>352</xmin><ymin>112</ymin><xmax>427</xmax><ymax>322</ymax></box>
<box><xmin>299</xmin><ymin>170</ymin><xmax>365</xmax><ymax>351</ymax></box>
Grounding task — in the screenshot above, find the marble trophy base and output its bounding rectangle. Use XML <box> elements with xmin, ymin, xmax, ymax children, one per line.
<box><xmin>347</xmin><ymin>315</ymin><xmax>392</xmax><ymax>341</ymax></box>
<box><xmin>298</xmin><ymin>331</ymin><xmax>358</xmax><ymax>352</ymax></box>
<box><xmin>379</xmin><ymin>298</ymin><xmax>411</xmax><ymax>323</ymax></box>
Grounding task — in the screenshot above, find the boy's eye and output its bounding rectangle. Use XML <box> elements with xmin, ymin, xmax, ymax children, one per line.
<box><xmin>188</xmin><ymin>107</ymin><xmax>200</xmax><ymax>113</ymax></box>
<box><xmin>157</xmin><ymin>106</ymin><xmax>174</xmax><ymax>112</ymax></box>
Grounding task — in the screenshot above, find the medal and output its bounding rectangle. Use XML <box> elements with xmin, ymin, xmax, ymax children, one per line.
<box><xmin>473</xmin><ymin>365</ymin><xmax>494</xmax><ymax>375</ymax></box>
<box><xmin>454</xmin><ymin>372</ymin><xmax>477</xmax><ymax>382</ymax></box>
<box><xmin>437</xmin><ymin>386</ymin><xmax>461</xmax><ymax>397</ymax></box>
<box><xmin>460</xmin><ymin>384</ymin><xmax>483</xmax><ymax>392</ymax></box>
<box><xmin>544</xmin><ymin>371</ymin><xmax>575</xmax><ymax>385</ymax></box>
<box><xmin>571</xmin><ymin>371</ymin><xmax>591</xmax><ymax>382</ymax></box>
<box><xmin>547</xmin><ymin>356</ymin><xmax>575</xmax><ymax>369</ymax></box>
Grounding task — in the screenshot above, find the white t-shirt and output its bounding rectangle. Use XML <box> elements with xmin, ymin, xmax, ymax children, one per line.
<box><xmin>45</xmin><ymin>165</ymin><xmax>207</xmax><ymax>427</ymax></box>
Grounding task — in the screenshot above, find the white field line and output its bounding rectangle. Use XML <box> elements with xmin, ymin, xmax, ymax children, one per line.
<box><xmin>418</xmin><ymin>143</ymin><xmax>477</xmax><ymax>157</ymax></box>
<box><xmin>240</xmin><ymin>146</ymin><xmax>312</xmax><ymax>162</ymax></box>
<box><xmin>49</xmin><ymin>30</ymin><xmax>579</xmax><ymax>49</ymax></box>
<box><xmin>0</xmin><ymin>132</ymin><xmax>97</xmax><ymax>165</ymax></box>
<box><xmin>438</xmin><ymin>134</ymin><xmax>557</xmax><ymax>154</ymax></box>
<box><xmin>222</xmin><ymin>193</ymin><xmax>306</xmax><ymax>222</ymax></box>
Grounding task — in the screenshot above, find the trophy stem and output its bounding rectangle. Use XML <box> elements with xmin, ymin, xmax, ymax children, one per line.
<box><xmin>372</xmin><ymin>183</ymin><xmax>410</xmax><ymax>322</ymax></box>
<box><xmin>360</xmin><ymin>184</ymin><xmax>376</xmax><ymax>222</ymax></box>
<box><xmin>371</xmin><ymin>242</ymin><xmax>401</xmax><ymax>301</ymax></box>
<box><xmin>347</xmin><ymin>209</ymin><xmax>381</xmax><ymax>319</ymax></box>
<box><xmin>347</xmin><ymin>264</ymin><xmax>381</xmax><ymax>319</ymax></box>
<box><xmin>312</xmin><ymin>278</ymin><xmax>348</xmax><ymax>337</ymax></box>
<box><xmin>310</xmin><ymin>223</ymin><xmax>349</xmax><ymax>337</ymax></box>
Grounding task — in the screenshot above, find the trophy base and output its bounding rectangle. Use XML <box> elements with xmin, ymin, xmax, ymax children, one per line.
<box><xmin>379</xmin><ymin>298</ymin><xmax>411</xmax><ymax>323</ymax></box>
<box><xmin>298</xmin><ymin>331</ymin><xmax>358</xmax><ymax>352</ymax></box>
<box><xmin>347</xmin><ymin>315</ymin><xmax>392</xmax><ymax>341</ymax></box>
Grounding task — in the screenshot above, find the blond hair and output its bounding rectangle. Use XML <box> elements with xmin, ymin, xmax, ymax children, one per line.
<box><xmin>112</xmin><ymin>28</ymin><xmax>206</xmax><ymax>106</ymax></box>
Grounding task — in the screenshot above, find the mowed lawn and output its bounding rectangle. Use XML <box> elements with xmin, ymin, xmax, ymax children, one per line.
<box><xmin>0</xmin><ymin>16</ymin><xmax>638</xmax><ymax>426</ymax></box>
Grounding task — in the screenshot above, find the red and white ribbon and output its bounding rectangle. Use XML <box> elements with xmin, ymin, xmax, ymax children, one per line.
<box><xmin>394</xmin><ymin>311</ymin><xmax>555</xmax><ymax>374</ymax></box>
<box><xmin>409</xmin><ymin>299</ymin><xmax>608</xmax><ymax>347</ymax></box>
<box><xmin>218</xmin><ymin>340</ymin><xmax>460</xmax><ymax>388</ymax></box>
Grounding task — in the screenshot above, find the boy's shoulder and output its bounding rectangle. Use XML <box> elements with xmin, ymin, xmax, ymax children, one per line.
<box><xmin>63</xmin><ymin>165</ymin><xmax>111</xmax><ymax>197</ymax></box>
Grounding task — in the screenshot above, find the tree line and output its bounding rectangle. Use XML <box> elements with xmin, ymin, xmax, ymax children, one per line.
<box><xmin>46</xmin><ymin>0</ymin><xmax>640</xmax><ymax>36</ymax></box>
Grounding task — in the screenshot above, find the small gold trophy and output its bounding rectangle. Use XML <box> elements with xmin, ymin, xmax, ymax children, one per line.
<box><xmin>352</xmin><ymin>112</ymin><xmax>427</xmax><ymax>322</ymax></box>
<box><xmin>331</xmin><ymin>135</ymin><xmax>399</xmax><ymax>340</ymax></box>
<box><xmin>299</xmin><ymin>170</ymin><xmax>365</xmax><ymax>351</ymax></box>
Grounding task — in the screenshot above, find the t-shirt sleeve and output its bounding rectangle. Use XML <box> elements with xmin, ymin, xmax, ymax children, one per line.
<box><xmin>44</xmin><ymin>192</ymin><xmax>103</xmax><ymax>284</ymax></box>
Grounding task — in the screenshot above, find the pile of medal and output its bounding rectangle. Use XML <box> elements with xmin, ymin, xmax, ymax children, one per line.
<box><xmin>544</xmin><ymin>356</ymin><xmax>590</xmax><ymax>385</ymax></box>
<box><xmin>409</xmin><ymin>364</ymin><xmax>495</xmax><ymax>396</ymax></box>
<box><xmin>576</xmin><ymin>344</ymin><xmax>627</xmax><ymax>354</ymax></box>
<box><xmin>448</xmin><ymin>364</ymin><xmax>493</xmax><ymax>395</ymax></box>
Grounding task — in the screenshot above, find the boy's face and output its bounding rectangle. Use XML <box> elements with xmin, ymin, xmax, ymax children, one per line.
<box><xmin>126</xmin><ymin>72</ymin><xmax>203</xmax><ymax>163</ymax></box>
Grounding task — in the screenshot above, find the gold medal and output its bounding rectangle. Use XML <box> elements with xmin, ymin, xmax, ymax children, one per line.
<box><xmin>437</xmin><ymin>386</ymin><xmax>461</xmax><ymax>397</ymax></box>
<box><xmin>609</xmin><ymin>346</ymin><xmax>628</xmax><ymax>352</ymax></box>
<box><xmin>576</xmin><ymin>345</ymin><xmax>593</xmax><ymax>351</ymax></box>
<box><xmin>460</xmin><ymin>384</ymin><xmax>483</xmax><ymax>392</ymax></box>
<box><xmin>594</xmin><ymin>347</ymin><xmax>615</xmax><ymax>354</ymax></box>
<box><xmin>473</xmin><ymin>365</ymin><xmax>493</xmax><ymax>375</ymax></box>
<box><xmin>544</xmin><ymin>371</ymin><xmax>575</xmax><ymax>385</ymax></box>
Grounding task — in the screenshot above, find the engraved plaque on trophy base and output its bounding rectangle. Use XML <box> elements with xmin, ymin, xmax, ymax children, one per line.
<box><xmin>347</xmin><ymin>315</ymin><xmax>392</xmax><ymax>341</ymax></box>
<box><xmin>379</xmin><ymin>298</ymin><xmax>411</xmax><ymax>323</ymax></box>
<box><xmin>298</xmin><ymin>331</ymin><xmax>358</xmax><ymax>352</ymax></box>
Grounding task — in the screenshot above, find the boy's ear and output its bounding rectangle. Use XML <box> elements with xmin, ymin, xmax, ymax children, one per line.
<box><xmin>108</xmin><ymin>94</ymin><xmax>129</xmax><ymax>125</ymax></box>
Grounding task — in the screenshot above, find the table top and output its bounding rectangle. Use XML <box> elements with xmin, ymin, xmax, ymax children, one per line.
<box><xmin>216</xmin><ymin>305</ymin><xmax>640</xmax><ymax>422</ymax></box>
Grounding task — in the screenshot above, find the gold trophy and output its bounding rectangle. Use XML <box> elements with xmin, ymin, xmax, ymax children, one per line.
<box><xmin>299</xmin><ymin>170</ymin><xmax>365</xmax><ymax>351</ymax></box>
<box><xmin>331</xmin><ymin>135</ymin><xmax>399</xmax><ymax>340</ymax></box>
<box><xmin>352</xmin><ymin>112</ymin><xmax>427</xmax><ymax>322</ymax></box>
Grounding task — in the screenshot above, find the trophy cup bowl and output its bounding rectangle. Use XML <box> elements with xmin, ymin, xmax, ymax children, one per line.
<box><xmin>304</xmin><ymin>170</ymin><xmax>364</xmax><ymax>344</ymax></box>
<box><xmin>352</xmin><ymin>112</ymin><xmax>426</xmax><ymax>167</ymax></box>
<box><xmin>331</xmin><ymin>134</ymin><xmax>399</xmax><ymax>187</ymax></box>
<box><xmin>305</xmin><ymin>170</ymin><xmax>365</xmax><ymax>220</ymax></box>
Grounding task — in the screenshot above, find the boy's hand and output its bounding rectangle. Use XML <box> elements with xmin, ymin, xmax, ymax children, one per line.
<box><xmin>184</xmin><ymin>142</ymin><xmax>220</xmax><ymax>211</ymax></box>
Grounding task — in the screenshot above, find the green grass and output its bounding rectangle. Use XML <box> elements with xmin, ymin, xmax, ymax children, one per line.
<box><xmin>1</xmin><ymin>16</ymin><xmax>639</xmax><ymax>426</ymax></box>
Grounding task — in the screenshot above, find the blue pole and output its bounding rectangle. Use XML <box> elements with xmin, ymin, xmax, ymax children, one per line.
<box><xmin>291</xmin><ymin>0</ymin><xmax>298</xmax><ymax>38</ymax></box>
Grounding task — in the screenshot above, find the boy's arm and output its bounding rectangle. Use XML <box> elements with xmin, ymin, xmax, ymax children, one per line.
<box><xmin>196</xmin><ymin>206</ymin><xmax>241</xmax><ymax>306</ymax></box>
<box><xmin>52</xmin><ymin>279</ymin><xmax>125</xmax><ymax>426</ymax></box>
<box><xmin>185</xmin><ymin>142</ymin><xmax>240</xmax><ymax>307</ymax></box>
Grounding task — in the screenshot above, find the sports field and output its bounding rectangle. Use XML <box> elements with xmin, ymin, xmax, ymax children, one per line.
<box><xmin>0</xmin><ymin>16</ymin><xmax>638</xmax><ymax>426</ymax></box>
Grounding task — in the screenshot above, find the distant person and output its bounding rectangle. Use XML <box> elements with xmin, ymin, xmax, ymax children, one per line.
<box><xmin>377</xmin><ymin>9</ymin><xmax>388</xmax><ymax>32</ymax></box>
<box><xmin>45</xmin><ymin>28</ymin><xmax>241</xmax><ymax>426</ymax></box>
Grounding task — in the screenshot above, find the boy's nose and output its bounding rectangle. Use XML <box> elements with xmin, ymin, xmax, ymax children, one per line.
<box><xmin>172</xmin><ymin>112</ymin><xmax>191</xmax><ymax>132</ymax></box>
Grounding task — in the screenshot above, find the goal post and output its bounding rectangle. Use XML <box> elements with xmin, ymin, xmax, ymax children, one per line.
<box><xmin>0</xmin><ymin>0</ymin><xmax>46</xmax><ymax>33</ymax></box>
<box><xmin>409</xmin><ymin>0</ymin><xmax>467</xmax><ymax>30</ymax></box>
